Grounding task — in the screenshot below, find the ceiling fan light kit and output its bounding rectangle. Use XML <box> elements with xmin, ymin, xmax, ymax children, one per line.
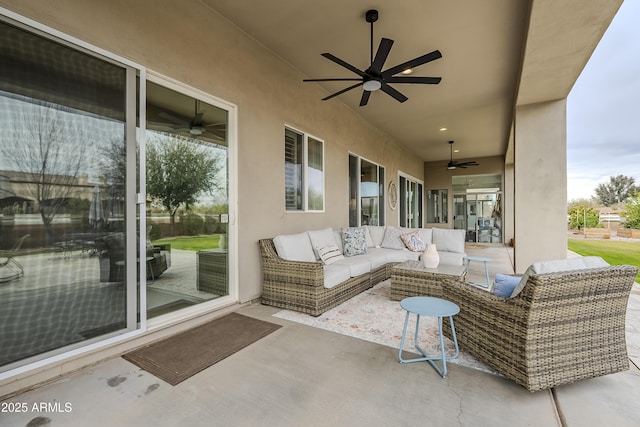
<box><xmin>303</xmin><ymin>9</ymin><xmax>442</xmax><ymax>106</ymax></box>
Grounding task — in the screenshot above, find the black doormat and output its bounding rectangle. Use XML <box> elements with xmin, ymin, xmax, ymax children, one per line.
<box><xmin>122</xmin><ymin>312</ymin><xmax>281</xmax><ymax>385</ymax></box>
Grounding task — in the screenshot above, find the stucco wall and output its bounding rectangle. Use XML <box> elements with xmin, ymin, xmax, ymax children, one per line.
<box><xmin>0</xmin><ymin>0</ymin><xmax>424</xmax><ymax>302</ymax></box>
<box><xmin>514</xmin><ymin>99</ymin><xmax>568</xmax><ymax>272</ymax></box>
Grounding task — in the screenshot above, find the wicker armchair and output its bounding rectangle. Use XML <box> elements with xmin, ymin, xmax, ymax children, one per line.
<box><xmin>442</xmin><ymin>264</ymin><xmax>638</xmax><ymax>392</ymax></box>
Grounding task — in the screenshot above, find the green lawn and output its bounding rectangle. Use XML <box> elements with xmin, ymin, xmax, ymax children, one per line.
<box><xmin>568</xmin><ymin>238</ymin><xmax>640</xmax><ymax>281</ymax></box>
<box><xmin>153</xmin><ymin>235</ymin><xmax>221</xmax><ymax>252</ymax></box>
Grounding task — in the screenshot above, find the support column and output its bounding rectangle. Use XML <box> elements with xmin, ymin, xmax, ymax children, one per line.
<box><xmin>514</xmin><ymin>99</ymin><xmax>568</xmax><ymax>273</ymax></box>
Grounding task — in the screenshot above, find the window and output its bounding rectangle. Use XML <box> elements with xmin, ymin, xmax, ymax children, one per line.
<box><xmin>284</xmin><ymin>127</ymin><xmax>324</xmax><ymax>211</ymax></box>
<box><xmin>349</xmin><ymin>154</ymin><xmax>385</xmax><ymax>226</ymax></box>
<box><xmin>399</xmin><ymin>175</ymin><xmax>423</xmax><ymax>228</ymax></box>
<box><xmin>427</xmin><ymin>189</ymin><xmax>448</xmax><ymax>224</ymax></box>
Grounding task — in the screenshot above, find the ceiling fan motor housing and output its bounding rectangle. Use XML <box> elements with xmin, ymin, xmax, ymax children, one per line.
<box><xmin>365</xmin><ymin>9</ymin><xmax>378</xmax><ymax>23</ymax></box>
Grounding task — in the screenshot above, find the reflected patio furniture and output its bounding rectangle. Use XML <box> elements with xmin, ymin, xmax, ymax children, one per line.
<box><xmin>0</xmin><ymin>234</ymin><xmax>30</xmax><ymax>283</ymax></box>
<box><xmin>95</xmin><ymin>234</ymin><xmax>169</xmax><ymax>282</ymax></box>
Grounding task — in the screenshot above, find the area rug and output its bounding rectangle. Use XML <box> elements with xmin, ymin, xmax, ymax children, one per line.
<box><xmin>123</xmin><ymin>312</ymin><xmax>281</xmax><ymax>385</ymax></box>
<box><xmin>274</xmin><ymin>281</ymin><xmax>496</xmax><ymax>375</ymax></box>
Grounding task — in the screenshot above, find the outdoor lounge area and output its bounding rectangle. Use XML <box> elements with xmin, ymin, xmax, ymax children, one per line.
<box><xmin>1</xmin><ymin>1</ymin><xmax>639</xmax><ymax>425</ymax></box>
<box><xmin>1</xmin><ymin>245</ymin><xmax>639</xmax><ymax>426</ymax></box>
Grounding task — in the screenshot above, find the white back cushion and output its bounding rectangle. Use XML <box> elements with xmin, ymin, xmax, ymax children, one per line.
<box><xmin>510</xmin><ymin>256</ymin><xmax>610</xmax><ymax>298</ymax></box>
<box><xmin>381</xmin><ymin>226</ymin><xmax>413</xmax><ymax>250</ymax></box>
<box><xmin>532</xmin><ymin>256</ymin><xmax>609</xmax><ymax>274</ymax></box>
<box><xmin>308</xmin><ymin>228</ymin><xmax>339</xmax><ymax>260</ymax></box>
<box><xmin>418</xmin><ymin>228</ymin><xmax>433</xmax><ymax>245</ymax></box>
<box><xmin>432</xmin><ymin>228</ymin><xmax>465</xmax><ymax>254</ymax></box>
<box><xmin>366</xmin><ymin>226</ymin><xmax>386</xmax><ymax>247</ymax></box>
<box><xmin>273</xmin><ymin>232</ymin><xmax>316</xmax><ymax>262</ymax></box>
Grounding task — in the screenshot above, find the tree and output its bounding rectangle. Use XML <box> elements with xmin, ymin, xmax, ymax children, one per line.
<box><xmin>146</xmin><ymin>134</ymin><xmax>223</xmax><ymax>225</ymax></box>
<box><xmin>567</xmin><ymin>200</ymin><xmax>600</xmax><ymax>229</ymax></box>
<box><xmin>0</xmin><ymin>100</ymin><xmax>87</xmax><ymax>233</ymax></box>
<box><xmin>621</xmin><ymin>192</ymin><xmax>640</xmax><ymax>230</ymax></box>
<box><xmin>595</xmin><ymin>175</ymin><xmax>639</xmax><ymax>207</ymax></box>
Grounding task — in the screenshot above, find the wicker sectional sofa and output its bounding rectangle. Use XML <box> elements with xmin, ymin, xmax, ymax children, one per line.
<box><xmin>259</xmin><ymin>226</ymin><xmax>466</xmax><ymax>316</ymax></box>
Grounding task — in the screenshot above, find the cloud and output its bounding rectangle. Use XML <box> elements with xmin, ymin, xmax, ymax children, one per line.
<box><xmin>567</xmin><ymin>1</ymin><xmax>640</xmax><ymax>200</ymax></box>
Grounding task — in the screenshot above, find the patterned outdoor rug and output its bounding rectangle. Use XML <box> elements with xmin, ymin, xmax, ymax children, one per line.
<box><xmin>123</xmin><ymin>312</ymin><xmax>281</xmax><ymax>385</ymax></box>
<box><xmin>274</xmin><ymin>280</ymin><xmax>497</xmax><ymax>375</ymax></box>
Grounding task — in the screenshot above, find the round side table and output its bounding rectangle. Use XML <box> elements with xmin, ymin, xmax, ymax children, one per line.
<box><xmin>398</xmin><ymin>296</ymin><xmax>460</xmax><ymax>378</ymax></box>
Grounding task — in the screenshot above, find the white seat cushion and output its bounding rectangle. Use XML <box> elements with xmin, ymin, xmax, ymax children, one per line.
<box><xmin>438</xmin><ymin>250</ymin><xmax>465</xmax><ymax>266</ymax></box>
<box><xmin>273</xmin><ymin>232</ymin><xmax>316</xmax><ymax>262</ymax></box>
<box><xmin>333</xmin><ymin>256</ymin><xmax>372</xmax><ymax>277</ymax></box>
<box><xmin>358</xmin><ymin>248</ymin><xmax>389</xmax><ymax>270</ymax></box>
<box><xmin>323</xmin><ymin>264</ymin><xmax>351</xmax><ymax>289</ymax></box>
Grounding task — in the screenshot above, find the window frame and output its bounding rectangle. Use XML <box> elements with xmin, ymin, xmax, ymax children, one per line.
<box><xmin>284</xmin><ymin>125</ymin><xmax>324</xmax><ymax>213</ymax></box>
<box><xmin>348</xmin><ymin>153</ymin><xmax>385</xmax><ymax>226</ymax></box>
<box><xmin>398</xmin><ymin>172</ymin><xmax>424</xmax><ymax>228</ymax></box>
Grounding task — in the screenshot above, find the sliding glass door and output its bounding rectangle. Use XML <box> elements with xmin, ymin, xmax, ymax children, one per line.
<box><xmin>144</xmin><ymin>80</ymin><xmax>231</xmax><ymax>318</ymax></box>
<box><xmin>0</xmin><ymin>17</ymin><xmax>139</xmax><ymax>371</ymax></box>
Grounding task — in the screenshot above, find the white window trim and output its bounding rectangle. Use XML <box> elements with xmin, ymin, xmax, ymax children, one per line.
<box><xmin>285</xmin><ymin>125</ymin><xmax>325</xmax><ymax>213</ymax></box>
<box><xmin>349</xmin><ymin>153</ymin><xmax>386</xmax><ymax>226</ymax></box>
<box><xmin>398</xmin><ymin>171</ymin><xmax>424</xmax><ymax>228</ymax></box>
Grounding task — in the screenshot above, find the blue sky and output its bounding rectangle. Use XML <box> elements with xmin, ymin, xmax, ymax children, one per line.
<box><xmin>567</xmin><ymin>1</ymin><xmax>640</xmax><ymax>201</ymax></box>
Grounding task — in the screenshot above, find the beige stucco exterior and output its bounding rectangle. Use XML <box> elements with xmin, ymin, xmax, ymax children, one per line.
<box><xmin>513</xmin><ymin>100</ymin><xmax>568</xmax><ymax>272</ymax></box>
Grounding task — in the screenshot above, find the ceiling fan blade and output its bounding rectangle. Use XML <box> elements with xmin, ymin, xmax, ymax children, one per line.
<box><xmin>359</xmin><ymin>90</ymin><xmax>371</xmax><ymax>106</ymax></box>
<box><xmin>158</xmin><ymin>111</ymin><xmax>189</xmax><ymax>126</ymax></box>
<box><xmin>380</xmin><ymin>83</ymin><xmax>408</xmax><ymax>103</ymax></box>
<box><xmin>322</xmin><ymin>82</ymin><xmax>364</xmax><ymax>101</ymax></box>
<box><xmin>321</xmin><ymin>53</ymin><xmax>367</xmax><ymax>77</ymax></box>
<box><xmin>382</xmin><ymin>50</ymin><xmax>442</xmax><ymax>78</ymax></box>
<box><xmin>303</xmin><ymin>78</ymin><xmax>363</xmax><ymax>82</ymax></box>
<box><xmin>370</xmin><ymin>38</ymin><xmax>394</xmax><ymax>73</ymax></box>
<box><xmin>385</xmin><ymin>76</ymin><xmax>442</xmax><ymax>84</ymax></box>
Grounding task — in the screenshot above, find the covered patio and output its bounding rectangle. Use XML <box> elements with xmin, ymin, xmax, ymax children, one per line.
<box><xmin>0</xmin><ymin>0</ymin><xmax>635</xmax><ymax>416</ymax></box>
<box><xmin>1</xmin><ymin>245</ymin><xmax>639</xmax><ymax>426</ymax></box>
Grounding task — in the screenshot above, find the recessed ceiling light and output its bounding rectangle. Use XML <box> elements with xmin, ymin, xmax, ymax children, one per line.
<box><xmin>454</xmin><ymin>149</ymin><xmax>460</xmax><ymax>153</ymax></box>
<box><xmin>439</xmin><ymin>127</ymin><xmax>447</xmax><ymax>132</ymax></box>
<box><xmin>401</xmin><ymin>69</ymin><xmax>413</xmax><ymax>75</ymax></box>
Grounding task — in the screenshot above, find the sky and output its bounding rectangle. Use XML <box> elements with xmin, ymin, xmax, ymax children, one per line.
<box><xmin>567</xmin><ymin>0</ymin><xmax>640</xmax><ymax>201</ymax></box>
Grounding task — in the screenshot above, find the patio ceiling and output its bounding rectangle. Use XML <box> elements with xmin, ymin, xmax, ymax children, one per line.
<box><xmin>201</xmin><ymin>0</ymin><xmax>619</xmax><ymax>163</ymax></box>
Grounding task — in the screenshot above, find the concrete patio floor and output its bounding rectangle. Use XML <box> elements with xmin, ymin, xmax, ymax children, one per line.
<box><xmin>1</xmin><ymin>244</ymin><xmax>639</xmax><ymax>427</ymax></box>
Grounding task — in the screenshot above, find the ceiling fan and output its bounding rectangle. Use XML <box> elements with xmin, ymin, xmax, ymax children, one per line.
<box><xmin>303</xmin><ymin>9</ymin><xmax>442</xmax><ymax>106</ymax></box>
<box><xmin>151</xmin><ymin>100</ymin><xmax>227</xmax><ymax>141</ymax></box>
<box><xmin>447</xmin><ymin>141</ymin><xmax>479</xmax><ymax>170</ymax></box>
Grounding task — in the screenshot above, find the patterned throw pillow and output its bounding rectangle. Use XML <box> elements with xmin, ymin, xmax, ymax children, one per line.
<box><xmin>317</xmin><ymin>244</ymin><xmax>344</xmax><ymax>265</ymax></box>
<box><xmin>400</xmin><ymin>231</ymin><xmax>426</xmax><ymax>252</ymax></box>
<box><xmin>341</xmin><ymin>227</ymin><xmax>368</xmax><ymax>257</ymax></box>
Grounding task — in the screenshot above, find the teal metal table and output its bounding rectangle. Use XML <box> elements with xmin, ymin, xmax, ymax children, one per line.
<box><xmin>463</xmin><ymin>255</ymin><xmax>492</xmax><ymax>288</ymax></box>
<box><xmin>398</xmin><ymin>296</ymin><xmax>460</xmax><ymax>378</ymax></box>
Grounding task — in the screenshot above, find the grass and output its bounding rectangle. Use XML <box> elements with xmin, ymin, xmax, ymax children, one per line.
<box><xmin>568</xmin><ymin>238</ymin><xmax>640</xmax><ymax>281</ymax></box>
<box><xmin>153</xmin><ymin>235</ymin><xmax>221</xmax><ymax>252</ymax></box>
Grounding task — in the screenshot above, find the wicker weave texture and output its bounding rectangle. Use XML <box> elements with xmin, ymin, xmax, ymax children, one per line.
<box><xmin>390</xmin><ymin>263</ymin><xmax>466</xmax><ymax>300</ymax></box>
<box><xmin>442</xmin><ymin>265</ymin><xmax>638</xmax><ymax>392</ymax></box>
<box><xmin>259</xmin><ymin>239</ymin><xmax>393</xmax><ymax>316</ymax></box>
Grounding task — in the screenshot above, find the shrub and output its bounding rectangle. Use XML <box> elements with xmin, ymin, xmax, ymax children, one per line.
<box><xmin>204</xmin><ymin>215</ymin><xmax>218</xmax><ymax>234</ymax></box>
<box><xmin>181</xmin><ymin>213</ymin><xmax>204</xmax><ymax>236</ymax></box>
